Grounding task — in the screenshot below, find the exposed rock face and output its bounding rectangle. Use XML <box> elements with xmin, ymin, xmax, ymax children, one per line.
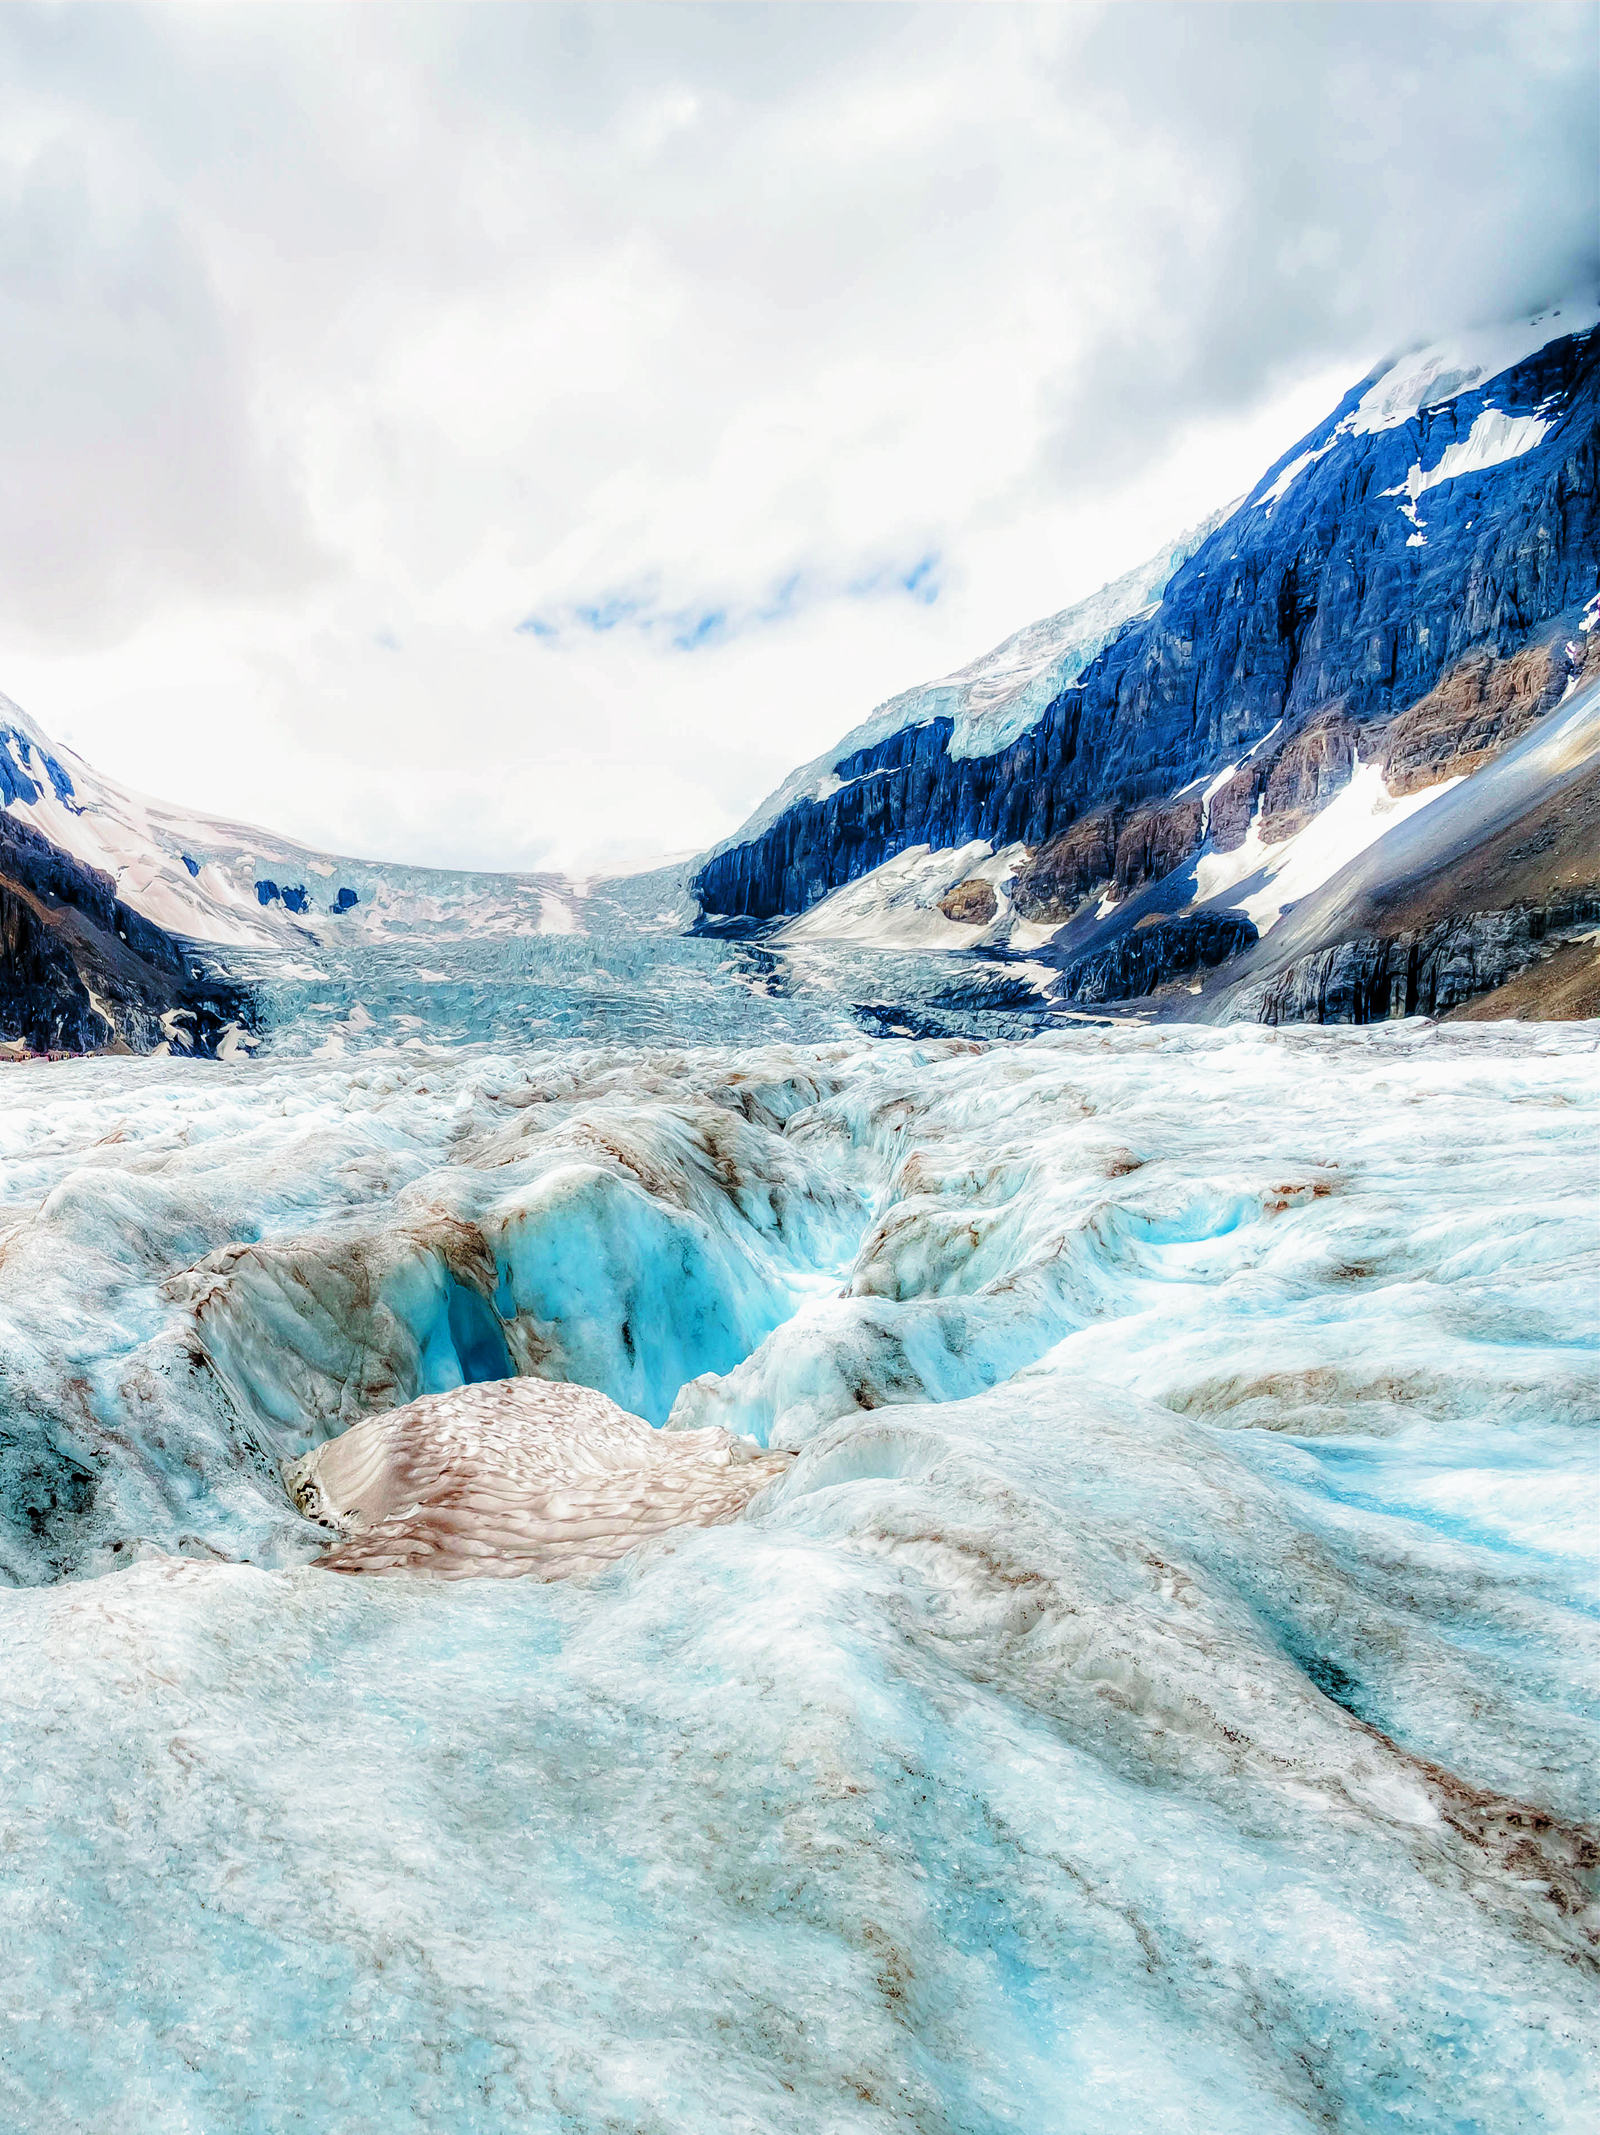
<box><xmin>1378</xmin><ymin>631</ymin><xmax>1597</xmax><ymax>795</ymax></box>
<box><xmin>1112</xmin><ymin>796</ymin><xmax>1205</xmax><ymax>893</ymax></box>
<box><xmin>0</xmin><ymin>812</ymin><xmax>250</xmax><ymax>1055</ymax></box>
<box><xmin>1058</xmin><ymin>912</ymin><xmax>1259</xmax><ymax>1003</ymax></box>
<box><xmin>0</xmin><ymin>880</ymin><xmax>105</xmax><ymax>1053</ymax></box>
<box><xmin>696</xmin><ymin>325</ymin><xmax>1600</xmax><ymax>921</ymax></box>
<box><xmin>1207</xmin><ymin>766</ymin><xmax>1264</xmax><ymax>853</ymax></box>
<box><xmin>1443</xmin><ymin>934</ymin><xmax>1600</xmax><ymax>1020</ymax></box>
<box><xmin>1010</xmin><ymin>796</ymin><xmax>1205</xmax><ymax>923</ymax></box>
<box><xmin>1012</xmin><ymin>809</ymin><xmax>1119</xmax><ymax>920</ymax></box>
<box><xmin>1234</xmin><ymin>900</ymin><xmax>1600</xmax><ymax>1025</ymax></box>
<box><xmin>937</xmin><ymin>877</ymin><xmax>998</xmax><ymax>925</ymax></box>
<box><xmin>1258</xmin><ymin>714</ymin><xmax>1359</xmax><ymax>842</ymax></box>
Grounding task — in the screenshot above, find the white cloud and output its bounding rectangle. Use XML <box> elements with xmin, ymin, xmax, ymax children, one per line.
<box><xmin>0</xmin><ymin>3</ymin><xmax>1591</xmax><ymax>872</ymax></box>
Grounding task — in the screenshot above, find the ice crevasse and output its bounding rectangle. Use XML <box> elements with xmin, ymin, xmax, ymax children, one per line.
<box><xmin>0</xmin><ymin>1021</ymin><xmax>1597</xmax><ymax>2132</ymax></box>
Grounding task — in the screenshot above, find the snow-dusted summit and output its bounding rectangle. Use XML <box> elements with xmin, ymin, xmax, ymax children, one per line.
<box><xmin>0</xmin><ymin>692</ymin><xmax>587</xmax><ymax>951</ymax></box>
<box><xmin>695</xmin><ymin>295</ymin><xmax>1600</xmax><ymax>934</ymax></box>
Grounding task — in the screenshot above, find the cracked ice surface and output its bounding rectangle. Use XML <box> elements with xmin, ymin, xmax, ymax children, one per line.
<box><xmin>0</xmin><ymin>1020</ymin><xmax>1597</xmax><ymax>2131</ymax></box>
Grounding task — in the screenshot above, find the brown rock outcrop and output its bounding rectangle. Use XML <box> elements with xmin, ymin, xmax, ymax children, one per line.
<box><xmin>1011</xmin><ymin>792</ymin><xmax>1208</xmax><ymax>923</ymax></box>
<box><xmin>1208</xmin><ymin>765</ymin><xmax>1263</xmax><ymax>852</ymax></box>
<box><xmin>1112</xmin><ymin>797</ymin><xmax>1205</xmax><ymax>893</ymax></box>
<box><xmin>1378</xmin><ymin>633</ymin><xmax>1597</xmax><ymax>796</ymax></box>
<box><xmin>937</xmin><ymin>877</ymin><xmax>998</xmax><ymax>925</ymax></box>
<box><xmin>1010</xmin><ymin>809</ymin><xmax>1120</xmax><ymax>922</ymax></box>
<box><xmin>1257</xmin><ymin>713</ymin><xmax>1359</xmax><ymax>843</ymax></box>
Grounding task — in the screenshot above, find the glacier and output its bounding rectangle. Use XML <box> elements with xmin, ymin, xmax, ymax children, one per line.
<box><xmin>3</xmin><ymin>294</ymin><xmax>1599</xmax><ymax>2133</ymax></box>
<box><xmin>2</xmin><ymin>1016</ymin><xmax>1596</xmax><ymax>2131</ymax></box>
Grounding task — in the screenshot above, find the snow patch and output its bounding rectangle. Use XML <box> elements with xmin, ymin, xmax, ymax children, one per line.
<box><xmin>778</xmin><ymin>839</ymin><xmax>1029</xmax><ymax>950</ymax></box>
<box><xmin>1194</xmin><ymin>758</ymin><xmax>1462</xmax><ymax>935</ymax></box>
<box><xmin>1252</xmin><ymin>439</ymin><xmax>1339</xmax><ymax>508</ymax></box>
<box><xmin>1383</xmin><ymin>408</ymin><xmax>1555</xmax><ymax>526</ymax></box>
<box><xmin>1349</xmin><ymin>293</ymin><xmax>1599</xmax><ymax>434</ymax></box>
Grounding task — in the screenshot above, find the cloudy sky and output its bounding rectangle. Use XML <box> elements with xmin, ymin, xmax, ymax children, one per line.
<box><xmin>0</xmin><ymin>2</ymin><xmax>1594</xmax><ymax>873</ymax></box>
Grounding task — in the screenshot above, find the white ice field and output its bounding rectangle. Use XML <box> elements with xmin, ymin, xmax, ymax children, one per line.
<box><xmin>1</xmin><ymin>1020</ymin><xmax>1597</xmax><ymax>2131</ymax></box>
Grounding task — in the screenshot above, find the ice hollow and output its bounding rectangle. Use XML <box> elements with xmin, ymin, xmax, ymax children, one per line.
<box><xmin>283</xmin><ymin>1377</ymin><xmax>793</xmax><ymax>1580</ymax></box>
<box><xmin>170</xmin><ymin>1056</ymin><xmax>870</xmax><ymax>1465</ymax></box>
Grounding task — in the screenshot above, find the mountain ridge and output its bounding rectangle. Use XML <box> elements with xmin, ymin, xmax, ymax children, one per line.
<box><xmin>3</xmin><ymin>297</ymin><xmax>1597</xmax><ymax>1052</ymax></box>
<box><xmin>692</xmin><ymin>298</ymin><xmax>1600</xmax><ymax>939</ymax></box>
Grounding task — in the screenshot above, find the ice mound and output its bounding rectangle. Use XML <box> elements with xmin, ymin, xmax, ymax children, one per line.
<box><xmin>283</xmin><ymin>1378</ymin><xmax>791</xmax><ymax>1580</ymax></box>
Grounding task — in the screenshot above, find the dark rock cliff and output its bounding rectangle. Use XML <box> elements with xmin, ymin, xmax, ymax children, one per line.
<box><xmin>1247</xmin><ymin>900</ymin><xmax>1597</xmax><ymax>1024</ymax></box>
<box><xmin>696</xmin><ymin>323</ymin><xmax>1600</xmax><ymax>922</ymax></box>
<box><xmin>1058</xmin><ymin>912</ymin><xmax>1259</xmax><ymax>1004</ymax></box>
<box><xmin>0</xmin><ymin>813</ymin><xmax>252</xmax><ymax>1055</ymax></box>
<box><xmin>1237</xmin><ymin>900</ymin><xmax>1600</xmax><ymax>1025</ymax></box>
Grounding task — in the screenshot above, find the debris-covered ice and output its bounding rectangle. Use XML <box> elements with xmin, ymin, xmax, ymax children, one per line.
<box><xmin>284</xmin><ymin>1377</ymin><xmax>793</xmax><ymax>1579</ymax></box>
<box><xmin>0</xmin><ymin>1019</ymin><xmax>1596</xmax><ymax>2130</ymax></box>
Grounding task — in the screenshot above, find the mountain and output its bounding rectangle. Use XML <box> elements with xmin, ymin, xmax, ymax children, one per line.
<box><xmin>0</xmin><ymin>693</ymin><xmax>590</xmax><ymax>954</ymax></box>
<box><xmin>707</xmin><ymin>501</ymin><xmax>1234</xmax><ymax>866</ymax></box>
<box><xmin>0</xmin><ymin>803</ymin><xmax>252</xmax><ymax>1056</ymax></box>
<box><xmin>0</xmin><ymin>693</ymin><xmax>597</xmax><ymax>1054</ymax></box>
<box><xmin>692</xmin><ymin>297</ymin><xmax>1600</xmax><ymax>1022</ymax></box>
<box><xmin>4</xmin><ymin>298</ymin><xmax>1597</xmax><ymax>1055</ymax></box>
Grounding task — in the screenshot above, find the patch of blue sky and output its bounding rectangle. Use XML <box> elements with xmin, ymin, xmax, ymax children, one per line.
<box><xmin>573</xmin><ymin>590</ymin><xmax>650</xmax><ymax>634</ymax></box>
<box><xmin>900</xmin><ymin>552</ymin><xmax>941</xmax><ymax>602</ymax></box>
<box><xmin>669</xmin><ymin>607</ymin><xmax>728</xmax><ymax>650</ymax></box>
<box><xmin>845</xmin><ymin>549</ymin><xmax>942</xmax><ymax>605</ymax></box>
<box><xmin>519</xmin><ymin>552</ymin><xmax>942</xmax><ymax>652</ymax></box>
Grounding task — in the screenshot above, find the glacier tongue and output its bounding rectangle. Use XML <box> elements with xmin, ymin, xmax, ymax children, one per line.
<box><xmin>0</xmin><ymin>1020</ymin><xmax>1596</xmax><ymax>2130</ymax></box>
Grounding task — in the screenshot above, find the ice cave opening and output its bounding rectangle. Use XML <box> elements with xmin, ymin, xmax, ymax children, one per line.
<box><xmin>435</xmin><ymin>1273</ymin><xmax>516</xmax><ymax>1390</ymax></box>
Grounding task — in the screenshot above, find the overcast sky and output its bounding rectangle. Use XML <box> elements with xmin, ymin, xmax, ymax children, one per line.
<box><xmin>0</xmin><ymin>1</ymin><xmax>1594</xmax><ymax>872</ymax></box>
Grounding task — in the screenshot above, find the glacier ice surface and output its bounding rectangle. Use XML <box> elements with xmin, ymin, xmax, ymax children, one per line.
<box><xmin>0</xmin><ymin>1019</ymin><xmax>1596</xmax><ymax>2130</ymax></box>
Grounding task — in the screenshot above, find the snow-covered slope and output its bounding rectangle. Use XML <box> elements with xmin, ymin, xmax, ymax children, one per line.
<box><xmin>0</xmin><ymin>692</ymin><xmax>587</xmax><ymax>949</ymax></box>
<box><xmin>1343</xmin><ymin>293</ymin><xmax>1598</xmax><ymax>434</ymax></box>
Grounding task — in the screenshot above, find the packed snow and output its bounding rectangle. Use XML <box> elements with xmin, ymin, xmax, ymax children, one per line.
<box><xmin>1192</xmin><ymin>756</ymin><xmax>1463</xmax><ymax>934</ymax></box>
<box><xmin>1348</xmin><ymin>291</ymin><xmax>1600</xmax><ymax>434</ymax></box>
<box><xmin>778</xmin><ymin>839</ymin><xmax>1030</xmax><ymax>951</ymax></box>
<box><xmin>0</xmin><ymin>1021</ymin><xmax>1595</xmax><ymax>2130</ymax></box>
